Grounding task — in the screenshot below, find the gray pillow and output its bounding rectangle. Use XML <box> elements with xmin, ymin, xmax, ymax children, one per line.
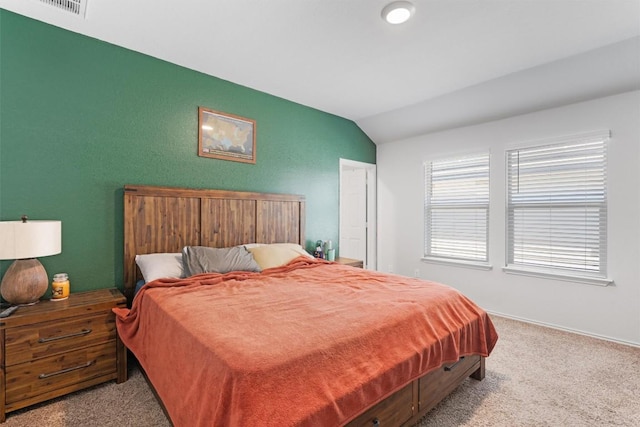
<box><xmin>182</xmin><ymin>246</ymin><xmax>262</xmax><ymax>276</ymax></box>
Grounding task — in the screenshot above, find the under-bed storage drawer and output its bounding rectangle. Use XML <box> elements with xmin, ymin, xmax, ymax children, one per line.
<box><xmin>5</xmin><ymin>341</ymin><xmax>117</xmax><ymax>407</ymax></box>
<box><xmin>4</xmin><ymin>313</ymin><xmax>117</xmax><ymax>366</ymax></box>
<box><xmin>345</xmin><ymin>382</ymin><xmax>415</xmax><ymax>427</ymax></box>
<box><xmin>418</xmin><ymin>354</ymin><xmax>481</xmax><ymax>412</ymax></box>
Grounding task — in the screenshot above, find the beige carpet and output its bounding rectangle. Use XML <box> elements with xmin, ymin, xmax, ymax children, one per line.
<box><xmin>3</xmin><ymin>316</ymin><xmax>639</xmax><ymax>426</ymax></box>
<box><xmin>420</xmin><ymin>316</ymin><xmax>640</xmax><ymax>427</ymax></box>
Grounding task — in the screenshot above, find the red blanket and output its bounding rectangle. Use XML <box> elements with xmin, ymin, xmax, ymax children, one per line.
<box><xmin>114</xmin><ymin>257</ymin><xmax>498</xmax><ymax>426</ymax></box>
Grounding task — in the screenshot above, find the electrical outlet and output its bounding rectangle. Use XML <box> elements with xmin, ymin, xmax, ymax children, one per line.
<box><xmin>414</xmin><ymin>268</ymin><xmax>420</xmax><ymax>278</ymax></box>
<box><xmin>388</xmin><ymin>264</ymin><xmax>394</xmax><ymax>273</ymax></box>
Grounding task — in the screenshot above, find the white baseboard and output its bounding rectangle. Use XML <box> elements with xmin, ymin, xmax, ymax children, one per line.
<box><xmin>487</xmin><ymin>310</ymin><xmax>640</xmax><ymax>349</ymax></box>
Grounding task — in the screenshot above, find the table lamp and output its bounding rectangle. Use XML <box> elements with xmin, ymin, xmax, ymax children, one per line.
<box><xmin>0</xmin><ymin>216</ymin><xmax>62</xmax><ymax>305</ymax></box>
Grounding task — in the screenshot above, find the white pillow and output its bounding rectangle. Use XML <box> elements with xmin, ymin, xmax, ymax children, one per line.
<box><xmin>135</xmin><ymin>253</ymin><xmax>184</xmax><ymax>283</ymax></box>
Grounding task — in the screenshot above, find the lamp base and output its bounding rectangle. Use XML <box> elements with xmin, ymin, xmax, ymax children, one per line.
<box><xmin>1</xmin><ymin>259</ymin><xmax>49</xmax><ymax>305</ymax></box>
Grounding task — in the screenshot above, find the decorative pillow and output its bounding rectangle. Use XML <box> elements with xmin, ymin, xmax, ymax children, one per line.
<box><xmin>242</xmin><ymin>243</ymin><xmax>262</xmax><ymax>249</ymax></box>
<box><xmin>182</xmin><ymin>246</ymin><xmax>262</xmax><ymax>276</ymax></box>
<box><xmin>246</xmin><ymin>243</ymin><xmax>312</xmax><ymax>270</ymax></box>
<box><xmin>135</xmin><ymin>253</ymin><xmax>184</xmax><ymax>283</ymax></box>
<box><xmin>134</xmin><ymin>279</ymin><xmax>146</xmax><ymax>298</ymax></box>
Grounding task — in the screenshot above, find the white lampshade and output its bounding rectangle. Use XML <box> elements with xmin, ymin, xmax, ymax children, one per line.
<box><xmin>0</xmin><ymin>220</ymin><xmax>62</xmax><ymax>260</ymax></box>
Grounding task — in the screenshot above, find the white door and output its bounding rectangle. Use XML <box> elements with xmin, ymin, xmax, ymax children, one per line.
<box><xmin>339</xmin><ymin>159</ymin><xmax>376</xmax><ymax>269</ymax></box>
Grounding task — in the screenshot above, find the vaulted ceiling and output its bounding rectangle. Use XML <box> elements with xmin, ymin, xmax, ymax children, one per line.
<box><xmin>1</xmin><ymin>0</ymin><xmax>639</xmax><ymax>143</ymax></box>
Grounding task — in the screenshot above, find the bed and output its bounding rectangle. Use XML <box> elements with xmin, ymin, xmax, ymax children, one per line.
<box><xmin>116</xmin><ymin>185</ymin><xmax>498</xmax><ymax>426</ymax></box>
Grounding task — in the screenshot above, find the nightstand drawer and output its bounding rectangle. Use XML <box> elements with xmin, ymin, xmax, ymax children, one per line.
<box><xmin>0</xmin><ymin>289</ymin><xmax>127</xmax><ymax>422</ymax></box>
<box><xmin>4</xmin><ymin>313</ymin><xmax>117</xmax><ymax>366</ymax></box>
<box><xmin>5</xmin><ymin>341</ymin><xmax>116</xmax><ymax>405</ymax></box>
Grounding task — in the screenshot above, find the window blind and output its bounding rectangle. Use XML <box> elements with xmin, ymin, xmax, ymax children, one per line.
<box><xmin>506</xmin><ymin>132</ymin><xmax>608</xmax><ymax>277</ymax></box>
<box><xmin>424</xmin><ymin>153</ymin><xmax>490</xmax><ymax>263</ymax></box>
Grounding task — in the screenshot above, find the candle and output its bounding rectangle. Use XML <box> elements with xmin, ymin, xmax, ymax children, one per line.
<box><xmin>51</xmin><ymin>273</ymin><xmax>70</xmax><ymax>300</ymax></box>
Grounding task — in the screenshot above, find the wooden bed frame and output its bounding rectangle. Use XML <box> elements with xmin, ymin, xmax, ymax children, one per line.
<box><xmin>122</xmin><ymin>184</ymin><xmax>485</xmax><ymax>426</ymax></box>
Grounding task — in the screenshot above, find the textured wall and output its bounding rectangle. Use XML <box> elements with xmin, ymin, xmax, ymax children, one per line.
<box><xmin>0</xmin><ymin>10</ymin><xmax>375</xmax><ymax>294</ymax></box>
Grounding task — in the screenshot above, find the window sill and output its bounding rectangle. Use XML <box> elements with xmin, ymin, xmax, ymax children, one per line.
<box><xmin>502</xmin><ymin>266</ymin><xmax>613</xmax><ymax>287</ymax></box>
<box><xmin>421</xmin><ymin>257</ymin><xmax>493</xmax><ymax>271</ymax></box>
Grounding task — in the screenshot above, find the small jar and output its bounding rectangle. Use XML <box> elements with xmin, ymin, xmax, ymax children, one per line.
<box><xmin>51</xmin><ymin>273</ymin><xmax>70</xmax><ymax>301</ymax></box>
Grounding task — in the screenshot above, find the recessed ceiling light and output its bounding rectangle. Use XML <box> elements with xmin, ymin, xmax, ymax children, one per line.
<box><xmin>381</xmin><ymin>1</ymin><xmax>415</xmax><ymax>25</ymax></box>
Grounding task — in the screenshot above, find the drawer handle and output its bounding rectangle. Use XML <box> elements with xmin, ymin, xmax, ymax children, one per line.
<box><xmin>372</xmin><ymin>418</ymin><xmax>380</xmax><ymax>427</ymax></box>
<box><xmin>38</xmin><ymin>328</ymin><xmax>92</xmax><ymax>343</ymax></box>
<box><xmin>38</xmin><ymin>360</ymin><xmax>93</xmax><ymax>379</ymax></box>
<box><xmin>444</xmin><ymin>356</ymin><xmax>465</xmax><ymax>372</ymax></box>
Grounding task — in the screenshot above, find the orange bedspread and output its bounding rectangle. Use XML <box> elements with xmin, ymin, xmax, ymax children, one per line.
<box><xmin>114</xmin><ymin>257</ymin><xmax>498</xmax><ymax>426</ymax></box>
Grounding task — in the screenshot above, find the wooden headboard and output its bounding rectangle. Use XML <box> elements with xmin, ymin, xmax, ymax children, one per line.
<box><xmin>123</xmin><ymin>185</ymin><xmax>306</xmax><ymax>304</ymax></box>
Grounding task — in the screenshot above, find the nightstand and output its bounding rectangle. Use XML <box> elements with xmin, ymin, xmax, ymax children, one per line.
<box><xmin>336</xmin><ymin>257</ymin><xmax>364</xmax><ymax>268</ymax></box>
<box><xmin>0</xmin><ymin>288</ymin><xmax>127</xmax><ymax>422</ymax></box>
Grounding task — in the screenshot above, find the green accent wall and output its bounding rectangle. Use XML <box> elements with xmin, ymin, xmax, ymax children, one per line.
<box><xmin>0</xmin><ymin>11</ymin><xmax>376</xmax><ymax>295</ymax></box>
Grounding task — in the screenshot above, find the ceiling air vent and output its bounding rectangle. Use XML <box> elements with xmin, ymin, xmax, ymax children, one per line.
<box><xmin>38</xmin><ymin>0</ymin><xmax>87</xmax><ymax>18</ymax></box>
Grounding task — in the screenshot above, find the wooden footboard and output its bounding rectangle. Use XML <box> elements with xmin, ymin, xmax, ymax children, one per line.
<box><xmin>346</xmin><ymin>355</ymin><xmax>485</xmax><ymax>426</ymax></box>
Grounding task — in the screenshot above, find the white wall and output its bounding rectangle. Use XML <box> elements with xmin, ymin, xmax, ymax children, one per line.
<box><xmin>377</xmin><ymin>91</ymin><xmax>640</xmax><ymax>346</ymax></box>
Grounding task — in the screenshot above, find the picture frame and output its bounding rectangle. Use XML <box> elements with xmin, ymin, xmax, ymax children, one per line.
<box><xmin>198</xmin><ymin>107</ymin><xmax>256</xmax><ymax>164</ymax></box>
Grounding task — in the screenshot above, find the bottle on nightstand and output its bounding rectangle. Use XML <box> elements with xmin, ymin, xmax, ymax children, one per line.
<box><xmin>325</xmin><ymin>240</ymin><xmax>335</xmax><ymax>261</ymax></box>
<box><xmin>314</xmin><ymin>240</ymin><xmax>324</xmax><ymax>259</ymax></box>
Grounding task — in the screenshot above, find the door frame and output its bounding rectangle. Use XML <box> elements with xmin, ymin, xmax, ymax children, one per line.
<box><xmin>339</xmin><ymin>158</ymin><xmax>377</xmax><ymax>270</ymax></box>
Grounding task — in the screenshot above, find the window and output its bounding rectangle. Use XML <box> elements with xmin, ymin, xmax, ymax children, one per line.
<box><xmin>424</xmin><ymin>152</ymin><xmax>490</xmax><ymax>266</ymax></box>
<box><xmin>505</xmin><ymin>131</ymin><xmax>610</xmax><ymax>284</ymax></box>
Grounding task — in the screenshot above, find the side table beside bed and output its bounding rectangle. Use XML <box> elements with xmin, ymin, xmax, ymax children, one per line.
<box><xmin>0</xmin><ymin>288</ymin><xmax>127</xmax><ymax>422</ymax></box>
